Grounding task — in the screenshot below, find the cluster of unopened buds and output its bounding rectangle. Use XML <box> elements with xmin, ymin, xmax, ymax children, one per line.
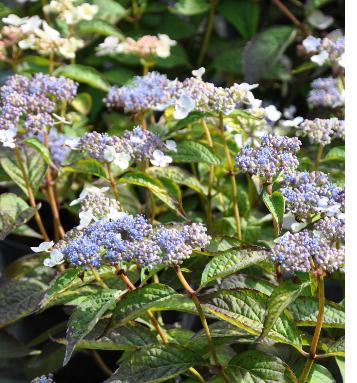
<box><xmin>308</xmin><ymin>77</ymin><xmax>344</xmax><ymax>109</ymax></box>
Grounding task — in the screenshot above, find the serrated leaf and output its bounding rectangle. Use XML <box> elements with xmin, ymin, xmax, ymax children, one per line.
<box><xmin>323</xmin><ymin>146</ymin><xmax>345</xmax><ymax>162</ymax></box>
<box><xmin>54</xmin><ymin>64</ymin><xmax>110</xmax><ymax>91</ymax></box>
<box><xmin>170</xmin><ymin>0</ymin><xmax>209</xmax><ymax>15</ymax></box>
<box><xmin>201</xmin><ymin>248</ymin><xmax>268</xmax><ymax>287</ymax></box>
<box><xmin>169</xmin><ymin>141</ymin><xmax>221</xmax><ymax>165</ymax></box>
<box><xmin>226</xmin><ymin>350</ymin><xmax>297</xmax><ymax>383</ymax></box>
<box><xmin>289</xmin><ymin>297</ymin><xmax>345</xmax><ymax>328</ymax></box>
<box><xmin>40</xmin><ymin>268</ymin><xmax>81</xmax><ymax>309</ymax></box>
<box><xmin>262</xmin><ymin>190</ymin><xmax>285</xmax><ymax>233</ymax></box>
<box><xmin>147</xmin><ymin>166</ymin><xmax>207</xmax><ymax>195</ymax></box>
<box><xmin>63</xmin><ymin>159</ymin><xmax>107</xmax><ymax>178</ymax></box>
<box><xmin>220</xmin><ymin>274</ymin><xmax>275</xmax><ymax>295</ymax></box>
<box><xmin>77</xmin><ymin>19</ymin><xmax>123</xmax><ymax>38</ymax></box>
<box><xmin>64</xmin><ymin>289</ymin><xmax>122</xmax><ymax>365</ymax></box>
<box><xmin>0</xmin><ymin>279</ymin><xmax>46</xmax><ymax>328</ymax></box>
<box><xmin>218</xmin><ymin>0</ymin><xmax>260</xmax><ymax>40</ymax></box>
<box><xmin>243</xmin><ymin>26</ymin><xmax>296</xmax><ymax>82</ymax></box>
<box><xmin>114</xmin><ymin>284</ymin><xmax>194</xmax><ymax>323</ymax></box>
<box><xmin>201</xmin><ymin>289</ymin><xmax>303</xmax><ymax>351</ymax></box>
<box><xmin>0</xmin><ymin>193</ymin><xmax>36</xmax><ymax>240</ymax></box>
<box><xmin>71</xmin><ymin>92</ymin><xmax>92</xmax><ymax>115</ymax></box>
<box><xmin>104</xmin><ymin>344</ymin><xmax>204</xmax><ymax>383</ymax></box>
<box><xmin>260</xmin><ymin>280</ymin><xmax>310</xmax><ymax>340</ymax></box>
<box><xmin>119</xmin><ymin>171</ymin><xmax>178</xmax><ymax>212</ymax></box>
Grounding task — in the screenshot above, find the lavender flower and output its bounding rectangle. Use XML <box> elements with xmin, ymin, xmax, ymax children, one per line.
<box><xmin>314</xmin><ymin>216</ymin><xmax>345</xmax><ymax>242</ymax></box>
<box><xmin>235</xmin><ymin>134</ymin><xmax>301</xmax><ymax>178</ymax></box>
<box><xmin>281</xmin><ymin>171</ymin><xmax>344</xmax><ymax>220</ymax></box>
<box><xmin>296</xmin><ymin>118</ymin><xmax>345</xmax><ymax>145</ymax></box>
<box><xmin>31</xmin><ymin>374</ymin><xmax>55</xmax><ymax>383</ymax></box>
<box><xmin>308</xmin><ymin>77</ymin><xmax>344</xmax><ymax>109</ymax></box>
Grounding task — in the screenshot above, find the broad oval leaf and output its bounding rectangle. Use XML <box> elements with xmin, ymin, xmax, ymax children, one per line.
<box><xmin>169</xmin><ymin>141</ymin><xmax>221</xmax><ymax>165</ymax></box>
<box><xmin>262</xmin><ymin>190</ymin><xmax>285</xmax><ymax>233</ymax></box>
<box><xmin>200</xmin><ymin>248</ymin><xmax>269</xmax><ymax>287</ymax></box>
<box><xmin>77</xmin><ymin>19</ymin><xmax>123</xmax><ymax>38</ymax></box>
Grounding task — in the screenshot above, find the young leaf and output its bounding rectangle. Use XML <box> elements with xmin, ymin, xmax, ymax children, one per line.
<box><xmin>64</xmin><ymin>289</ymin><xmax>123</xmax><ymax>365</ymax></box>
<box><xmin>201</xmin><ymin>288</ymin><xmax>303</xmax><ymax>352</ymax></box>
<box><xmin>262</xmin><ymin>190</ymin><xmax>285</xmax><ymax>233</ymax></box>
<box><xmin>169</xmin><ymin>141</ymin><xmax>221</xmax><ymax>165</ymax></box>
<box><xmin>200</xmin><ymin>248</ymin><xmax>268</xmax><ymax>287</ymax></box>
<box><xmin>104</xmin><ymin>344</ymin><xmax>204</xmax><ymax>383</ymax></box>
<box><xmin>54</xmin><ymin>64</ymin><xmax>110</xmax><ymax>91</ymax></box>
<box><xmin>226</xmin><ymin>350</ymin><xmax>297</xmax><ymax>383</ymax></box>
<box><xmin>260</xmin><ymin>280</ymin><xmax>310</xmax><ymax>340</ymax></box>
<box><xmin>242</xmin><ymin>26</ymin><xmax>296</xmax><ymax>82</ymax></box>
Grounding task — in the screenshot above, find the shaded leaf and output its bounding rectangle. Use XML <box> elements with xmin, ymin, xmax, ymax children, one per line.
<box><xmin>262</xmin><ymin>190</ymin><xmax>285</xmax><ymax>233</ymax></box>
<box><xmin>63</xmin><ymin>159</ymin><xmax>107</xmax><ymax>178</ymax></box>
<box><xmin>77</xmin><ymin>19</ymin><xmax>123</xmax><ymax>38</ymax></box>
<box><xmin>169</xmin><ymin>141</ymin><xmax>221</xmax><ymax>165</ymax></box>
<box><xmin>323</xmin><ymin>146</ymin><xmax>345</xmax><ymax>162</ymax></box>
<box><xmin>170</xmin><ymin>0</ymin><xmax>209</xmax><ymax>15</ymax></box>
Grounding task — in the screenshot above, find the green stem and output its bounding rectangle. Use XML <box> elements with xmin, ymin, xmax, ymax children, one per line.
<box><xmin>174</xmin><ymin>266</ymin><xmax>232</xmax><ymax>383</ymax></box>
<box><xmin>314</xmin><ymin>144</ymin><xmax>324</xmax><ymax>170</ymax></box>
<box><xmin>197</xmin><ymin>0</ymin><xmax>217</xmax><ymax>67</ymax></box>
<box><xmin>90</xmin><ymin>265</ymin><xmax>109</xmax><ymax>289</ymax></box>
<box><xmin>299</xmin><ymin>271</ymin><xmax>325</xmax><ymax>383</ymax></box>
<box><xmin>106</xmin><ymin>163</ymin><xmax>120</xmax><ymax>202</ymax></box>
<box><xmin>219</xmin><ymin>114</ymin><xmax>242</xmax><ymax>240</ymax></box>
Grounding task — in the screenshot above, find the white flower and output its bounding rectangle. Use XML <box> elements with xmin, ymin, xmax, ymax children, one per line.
<box><xmin>36</xmin><ymin>21</ymin><xmax>61</xmax><ymax>40</ymax></box>
<box><xmin>302</xmin><ymin>36</ymin><xmax>321</xmax><ymax>53</ymax></box>
<box><xmin>18</xmin><ymin>35</ymin><xmax>37</xmax><ymax>50</ymax></box>
<box><xmin>103</xmin><ymin>146</ymin><xmax>131</xmax><ymax>169</ymax></box>
<box><xmin>0</xmin><ymin>129</ymin><xmax>16</xmax><ymax>148</ymax></box>
<box><xmin>282</xmin><ymin>213</ymin><xmax>307</xmax><ymax>232</ymax></box>
<box><xmin>265</xmin><ymin>105</ymin><xmax>282</xmax><ymax>122</ymax></box>
<box><xmin>307</xmin><ymin>10</ymin><xmax>334</xmax><ymax>30</ymax></box>
<box><xmin>2</xmin><ymin>14</ymin><xmax>28</xmax><ymax>26</ymax></box>
<box><xmin>338</xmin><ymin>53</ymin><xmax>345</xmax><ymax>68</ymax></box>
<box><xmin>317</xmin><ymin>197</ymin><xmax>343</xmax><ymax>217</ymax></box>
<box><xmin>69</xmin><ymin>186</ymin><xmax>109</xmax><ymax>206</ymax></box>
<box><xmin>156</xmin><ymin>34</ymin><xmax>176</xmax><ymax>58</ymax></box>
<box><xmin>63</xmin><ymin>9</ymin><xmax>78</xmax><ymax>24</ymax></box>
<box><xmin>64</xmin><ymin>137</ymin><xmax>80</xmax><ymax>149</ymax></box>
<box><xmin>77</xmin><ymin>3</ymin><xmax>98</xmax><ymax>21</ymax></box>
<box><xmin>58</xmin><ymin>37</ymin><xmax>84</xmax><ymax>59</ymax></box>
<box><xmin>173</xmin><ymin>94</ymin><xmax>196</xmax><ymax>120</ymax></box>
<box><xmin>233</xmin><ymin>134</ymin><xmax>243</xmax><ymax>148</ymax></box>
<box><xmin>44</xmin><ymin>249</ymin><xmax>64</xmax><ymax>267</ymax></box>
<box><xmin>21</xmin><ymin>15</ymin><xmax>42</xmax><ymax>33</ymax></box>
<box><xmin>150</xmin><ymin>150</ymin><xmax>172</xmax><ymax>167</ymax></box>
<box><xmin>311</xmin><ymin>50</ymin><xmax>329</xmax><ymax>66</ymax></box>
<box><xmin>107</xmin><ymin>208</ymin><xmax>127</xmax><ymax>220</ymax></box>
<box><xmin>97</xmin><ymin>36</ymin><xmax>120</xmax><ymax>56</ymax></box>
<box><xmin>78</xmin><ymin>210</ymin><xmax>95</xmax><ymax>229</ymax></box>
<box><xmin>165</xmin><ymin>140</ymin><xmax>177</xmax><ymax>152</ymax></box>
<box><xmin>283</xmin><ymin>105</ymin><xmax>296</xmax><ymax>119</ymax></box>
<box><xmin>281</xmin><ymin>116</ymin><xmax>304</xmax><ymax>128</ymax></box>
<box><xmin>192</xmin><ymin>67</ymin><xmax>205</xmax><ymax>78</ymax></box>
<box><xmin>31</xmin><ymin>240</ymin><xmax>54</xmax><ymax>252</ymax></box>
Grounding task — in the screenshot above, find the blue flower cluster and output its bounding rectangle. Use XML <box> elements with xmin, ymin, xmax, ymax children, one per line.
<box><xmin>315</xmin><ymin>216</ymin><xmax>345</xmax><ymax>243</ymax></box>
<box><xmin>31</xmin><ymin>374</ymin><xmax>55</xmax><ymax>383</ymax></box>
<box><xmin>0</xmin><ymin>74</ymin><xmax>77</xmax><ymax>147</ymax></box>
<box><xmin>308</xmin><ymin>77</ymin><xmax>344</xmax><ymax>109</ymax></box>
<box><xmin>235</xmin><ymin>134</ymin><xmax>301</xmax><ymax>178</ymax></box>
<box><xmin>104</xmin><ymin>71</ymin><xmax>177</xmax><ymax>112</ymax></box>
<box><xmin>296</xmin><ymin>118</ymin><xmax>345</xmax><ymax>145</ymax></box>
<box><xmin>281</xmin><ymin>171</ymin><xmax>344</xmax><ymax>220</ymax></box>
<box><xmin>58</xmin><ymin>214</ymin><xmax>210</xmax><ymax>268</ymax></box>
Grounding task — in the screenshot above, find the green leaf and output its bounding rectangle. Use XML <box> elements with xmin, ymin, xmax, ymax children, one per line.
<box><xmin>170</xmin><ymin>0</ymin><xmax>209</xmax><ymax>15</ymax></box>
<box><xmin>289</xmin><ymin>297</ymin><xmax>345</xmax><ymax>328</ymax></box>
<box><xmin>211</xmin><ymin>46</ymin><xmax>244</xmax><ymax>75</ymax></box>
<box><xmin>40</xmin><ymin>268</ymin><xmax>81</xmax><ymax>310</ymax></box>
<box><xmin>0</xmin><ymin>278</ymin><xmax>46</xmax><ymax>328</ymax></box>
<box><xmin>335</xmin><ymin>357</ymin><xmax>345</xmax><ymax>383</ymax></box>
<box><xmin>22</xmin><ymin>137</ymin><xmax>53</xmax><ymax>166</ymax></box>
<box><xmin>147</xmin><ymin>166</ymin><xmax>207</xmax><ymax>195</ymax></box>
<box><xmin>63</xmin><ymin>159</ymin><xmax>107</xmax><ymax>178</ymax></box>
<box><xmin>226</xmin><ymin>350</ymin><xmax>297</xmax><ymax>383</ymax></box>
<box><xmin>308</xmin><ymin>364</ymin><xmax>335</xmax><ymax>383</ymax></box>
<box><xmin>54</xmin><ymin>64</ymin><xmax>110</xmax><ymax>91</ymax></box>
<box><xmin>4</xmin><ymin>252</ymin><xmax>47</xmax><ymax>280</ymax></box>
<box><xmin>93</xmin><ymin>0</ymin><xmax>127</xmax><ymax>24</ymax></box>
<box><xmin>71</xmin><ymin>92</ymin><xmax>92</xmax><ymax>115</ymax></box>
<box><xmin>77</xmin><ymin>19</ymin><xmax>123</xmax><ymax>38</ymax></box>
<box><xmin>169</xmin><ymin>141</ymin><xmax>221</xmax><ymax>165</ymax></box>
<box><xmin>64</xmin><ymin>289</ymin><xmax>122</xmax><ymax>365</ymax></box>
<box><xmin>242</xmin><ymin>26</ymin><xmax>296</xmax><ymax>82</ymax></box>
<box><xmin>323</xmin><ymin>146</ymin><xmax>345</xmax><ymax>162</ymax></box>
<box><xmin>201</xmin><ymin>289</ymin><xmax>303</xmax><ymax>351</ymax></box>
<box><xmin>1</xmin><ymin>148</ymin><xmax>47</xmax><ymax>195</ymax></box>
<box><xmin>119</xmin><ymin>171</ymin><xmax>178</xmax><ymax>212</ymax></box>
<box><xmin>105</xmin><ymin>344</ymin><xmax>204</xmax><ymax>383</ymax></box>
<box><xmin>0</xmin><ymin>331</ymin><xmax>38</xmax><ymax>359</ymax></box>
<box><xmin>0</xmin><ymin>193</ymin><xmax>36</xmax><ymax>240</ymax></box>
<box><xmin>218</xmin><ymin>0</ymin><xmax>260</xmax><ymax>40</ymax></box>
<box><xmin>201</xmin><ymin>248</ymin><xmax>268</xmax><ymax>287</ymax></box>
<box><xmin>262</xmin><ymin>190</ymin><xmax>285</xmax><ymax>233</ymax></box>
<box><xmin>114</xmin><ymin>284</ymin><xmax>194</xmax><ymax>323</ymax></box>
<box><xmin>260</xmin><ymin>280</ymin><xmax>310</xmax><ymax>340</ymax></box>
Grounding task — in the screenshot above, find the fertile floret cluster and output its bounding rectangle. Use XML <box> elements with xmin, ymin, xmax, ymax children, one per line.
<box><xmin>31</xmin><ymin>374</ymin><xmax>55</xmax><ymax>383</ymax></box>
<box><xmin>302</xmin><ymin>34</ymin><xmax>345</xmax><ymax>67</ymax></box>
<box><xmin>104</xmin><ymin>72</ymin><xmax>177</xmax><ymax>112</ymax></box>
<box><xmin>0</xmin><ymin>74</ymin><xmax>78</xmax><ymax>148</ymax></box>
<box><xmin>308</xmin><ymin>77</ymin><xmax>344</xmax><ymax>109</ymax></box>
<box><xmin>314</xmin><ymin>216</ymin><xmax>345</xmax><ymax>242</ymax></box>
<box><xmin>57</xmin><ymin>214</ymin><xmax>210</xmax><ymax>268</ymax></box>
<box><xmin>281</xmin><ymin>171</ymin><xmax>344</xmax><ymax>220</ymax></box>
<box><xmin>271</xmin><ymin>229</ymin><xmax>344</xmax><ymax>273</ymax></box>
<box><xmin>44</xmin><ymin>0</ymin><xmax>98</xmax><ymax>25</ymax></box>
<box><xmin>235</xmin><ymin>134</ymin><xmax>301</xmax><ymax>178</ymax></box>
<box><xmin>296</xmin><ymin>118</ymin><xmax>345</xmax><ymax>145</ymax></box>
